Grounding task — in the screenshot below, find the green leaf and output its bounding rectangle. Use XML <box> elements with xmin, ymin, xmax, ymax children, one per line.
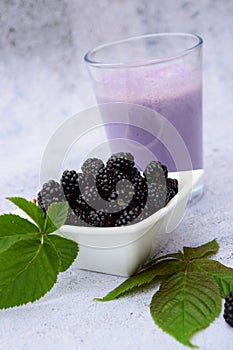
<box><xmin>150</xmin><ymin>272</ymin><xmax>222</xmax><ymax>348</ymax></box>
<box><xmin>191</xmin><ymin>259</ymin><xmax>233</xmax><ymax>298</ymax></box>
<box><xmin>95</xmin><ymin>260</ymin><xmax>185</xmax><ymax>301</ymax></box>
<box><xmin>0</xmin><ymin>214</ymin><xmax>39</xmax><ymax>253</ymax></box>
<box><xmin>142</xmin><ymin>251</ymin><xmax>184</xmax><ymax>269</ymax></box>
<box><xmin>47</xmin><ymin>234</ymin><xmax>79</xmax><ymax>272</ymax></box>
<box><xmin>183</xmin><ymin>239</ymin><xmax>219</xmax><ymax>260</ymax></box>
<box><xmin>0</xmin><ymin>236</ymin><xmax>60</xmax><ymax>309</ymax></box>
<box><xmin>44</xmin><ymin>202</ymin><xmax>69</xmax><ymax>234</ymax></box>
<box><xmin>8</xmin><ymin>197</ymin><xmax>45</xmax><ymax>231</ymax></box>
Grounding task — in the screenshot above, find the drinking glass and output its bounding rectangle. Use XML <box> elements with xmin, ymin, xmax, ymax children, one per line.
<box><xmin>85</xmin><ymin>33</ymin><xmax>203</xmax><ymax>202</ymax></box>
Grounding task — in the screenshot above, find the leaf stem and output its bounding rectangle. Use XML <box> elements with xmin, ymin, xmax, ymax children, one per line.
<box><xmin>183</xmin><ymin>259</ymin><xmax>190</xmax><ymax>275</ymax></box>
<box><xmin>41</xmin><ymin>232</ymin><xmax>45</xmax><ymax>244</ymax></box>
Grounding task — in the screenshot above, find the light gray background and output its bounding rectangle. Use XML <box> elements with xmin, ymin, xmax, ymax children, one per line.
<box><xmin>0</xmin><ymin>1</ymin><xmax>233</xmax><ymax>349</ymax></box>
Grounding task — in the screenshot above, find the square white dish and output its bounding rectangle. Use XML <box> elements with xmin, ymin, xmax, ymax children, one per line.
<box><xmin>57</xmin><ymin>169</ymin><xmax>204</xmax><ymax>277</ymax></box>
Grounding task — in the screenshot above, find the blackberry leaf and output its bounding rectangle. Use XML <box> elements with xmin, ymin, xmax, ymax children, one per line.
<box><xmin>142</xmin><ymin>251</ymin><xmax>184</xmax><ymax>269</ymax></box>
<box><xmin>190</xmin><ymin>259</ymin><xmax>233</xmax><ymax>298</ymax></box>
<box><xmin>183</xmin><ymin>239</ymin><xmax>219</xmax><ymax>260</ymax></box>
<box><xmin>0</xmin><ymin>214</ymin><xmax>39</xmax><ymax>253</ymax></box>
<box><xmin>95</xmin><ymin>260</ymin><xmax>185</xmax><ymax>301</ymax></box>
<box><xmin>44</xmin><ymin>202</ymin><xmax>69</xmax><ymax>233</ymax></box>
<box><xmin>47</xmin><ymin>234</ymin><xmax>79</xmax><ymax>272</ymax></box>
<box><xmin>8</xmin><ymin>197</ymin><xmax>45</xmax><ymax>231</ymax></box>
<box><xmin>0</xmin><ymin>200</ymin><xmax>78</xmax><ymax>309</ymax></box>
<box><xmin>0</xmin><ymin>237</ymin><xmax>59</xmax><ymax>309</ymax></box>
<box><xmin>150</xmin><ymin>272</ymin><xmax>222</xmax><ymax>348</ymax></box>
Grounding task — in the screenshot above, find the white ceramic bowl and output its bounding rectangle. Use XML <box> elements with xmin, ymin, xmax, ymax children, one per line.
<box><xmin>13</xmin><ymin>170</ymin><xmax>203</xmax><ymax>277</ymax></box>
<box><xmin>57</xmin><ymin>169</ymin><xmax>204</xmax><ymax>277</ymax></box>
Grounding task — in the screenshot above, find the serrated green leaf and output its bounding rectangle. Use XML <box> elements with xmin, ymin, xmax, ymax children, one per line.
<box><xmin>150</xmin><ymin>272</ymin><xmax>222</xmax><ymax>348</ymax></box>
<box><xmin>0</xmin><ymin>236</ymin><xmax>60</xmax><ymax>309</ymax></box>
<box><xmin>95</xmin><ymin>260</ymin><xmax>185</xmax><ymax>302</ymax></box>
<box><xmin>191</xmin><ymin>259</ymin><xmax>233</xmax><ymax>298</ymax></box>
<box><xmin>8</xmin><ymin>197</ymin><xmax>45</xmax><ymax>231</ymax></box>
<box><xmin>183</xmin><ymin>239</ymin><xmax>219</xmax><ymax>260</ymax></box>
<box><xmin>44</xmin><ymin>202</ymin><xmax>69</xmax><ymax>234</ymax></box>
<box><xmin>0</xmin><ymin>214</ymin><xmax>39</xmax><ymax>253</ymax></box>
<box><xmin>142</xmin><ymin>251</ymin><xmax>184</xmax><ymax>269</ymax></box>
<box><xmin>47</xmin><ymin>234</ymin><xmax>79</xmax><ymax>272</ymax></box>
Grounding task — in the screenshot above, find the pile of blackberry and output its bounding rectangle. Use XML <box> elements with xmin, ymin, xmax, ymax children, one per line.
<box><xmin>37</xmin><ymin>152</ymin><xmax>178</xmax><ymax>227</ymax></box>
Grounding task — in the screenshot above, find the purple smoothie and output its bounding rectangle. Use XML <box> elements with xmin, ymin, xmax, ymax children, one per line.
<box><xmin>93</xmin><ymin>64</ymin><xmax>202</xmax><ymax>172</ymax></box>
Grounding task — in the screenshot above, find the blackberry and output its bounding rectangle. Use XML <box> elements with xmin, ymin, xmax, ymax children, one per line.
<box><xmin>106</xmin><ymin>152</ymin><xmax>135</xmax><ymax>172</ymax></box>
<box><xmin>161</xmin><ymin>164</ymin><xmax>168</xmax><ymax>178</ymax></box>
<box><xmin>167</xmin><ymin>178</ymin><xmax>178</xmax><ymax>193</ymax></box>
<box><xmin>81</xmin><ymin>183</ymin><xmax>106</xmax><ymax>211</ymax></box>
<box><xmin>108</xmin><ymin>152</ymin><xmax>134</xmax><ymax>163</ymax></box>
<box><xmin>81</xmin><ymin>158</ymin><xmax>104</xmax><ymax>176</ymax></box>
<box><xmin>113</xmin><ymin>167</ymin><xmax>139</xmax><ymax>182</ymax></box>
<box><xmin>86</xmin><ymin>210</ymin><xmax>113</xmax><ymax>227</ymax></box>
<box><xmin>73</xmin><ymin>196</ymin><xmax>91</xmax><ymax>222</ymax></box>
<box><xmin>61</xmin><ymin>170</ymin><xmax>80</xmax><ymax>204</ymax></box>
<box><xmin>66</xmin><ymin>209</ymin><xmax>82</xmax><ymax>226</ymax></box>
<box><xmin>144</xmin><ymin>161</ymin><xmax>168</xmax><ymax>184</ymax></box>
<box><xmin>115</xmin><ymin>207</ymin><xmax>142</xmax><ymax>226</ymax></box>
<box><xmin>133</xmin><ymin>205</ymin><xmax>154</xmax><ymax>223</ymax></box>
<box><xmin>147</xmin><ymin>183</ymin><xmax>167</xmax><ymax>212</ymax></box>
<box><xmin>130</xmin><ymin>173</ymin><xmax>148</xmax><ymax>209</ymax></box>
<box><xmin>107</xmin><ymin>179</ymin><xmax>135</xmax><ymax>213</ymax></box>
<box><xmin>37</xmin><ymin>180</ymin><xmax>66</xmax><ymax>213</ymax></box>
<box><xmin>37</xmin><ymin>180</ymin><xmax>81</xmax><ymax>226</ymax></box>
<box><xmin>165</xmin><ymin>187</ymin><xmax>176</xmax><ymax>205</ymax></box>
<box><xmin>224</xmin><ymin>291</ymin><xmax>233</xmax><ymax>327</ymax></box>
<box><xmin>96</xmin><ymin>167</ymin><xmax>116</xmax><ymax>200</ymax></box>
<box><xmin>111</xmin><ymin>173</ymin><xmax>148</xmax><ymax>225</ymax></box>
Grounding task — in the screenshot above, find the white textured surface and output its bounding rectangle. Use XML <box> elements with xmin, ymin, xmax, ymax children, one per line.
<box><xmin>0</xmin><ymin>1</ymin><xmax>233</xmax><ymax>349</ymax></box>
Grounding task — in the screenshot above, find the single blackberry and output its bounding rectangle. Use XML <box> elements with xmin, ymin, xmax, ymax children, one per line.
<box><xmin>147</xmin><ymin>183</ymin><xmax>167</xmax><ymax>212</ymax></box>
<box><xmin>161</xmin><ymin>164</ymin><xmax>168</xmax><ymax>178</ymax></box>
<box><xmin>130</xmin><ymin>173</ymin><xmax>148</xmax><ymax>209</ymax></box>
<box><xmin>81</xmin><ymin>158</ymin><xmax>104</xmax><ymax>176</ymax></box>
<box><xmin>144</xmin><ymin>161</ymin><xmax>168</xmax><ymax>184</ymax></box>
<box><xmin>81</xmin><ymin>183</ymin><xmax>106</xmax><ymax>211</ymax></box>
<box><xmin>224</xmin><ymin>291</ymin><xmax>233</xmax><ymax>327</ymax></box>
<box><xmin>133</xmin><ymin>205</ymin><xmax>154</xmax><ymax>223</ymax></box>
<box><xmin>37</xmin><ymin>180</ymin><xmax>81</xmax><ymax>226</ymax></box>
<box><xmin>66</xmin><ymin>209</ymin><xmax>82</xmax><ymax>226</ymax></box>
<box><xmin>37</xmin><ymin>180</ymin><xmax>66</xmax><ymax>213</ymax></box>
<box><xmin>96</xmin><ymin>167</ymin><xmax>116</xmax><ymax>200</ymax></box>
<box><xmin>78</xmin><ymin>173</ymin><xmax>96</xmax><ymax>194</ymax></box>
<box><xmin>112</xmin><ymin>167</ymin><xmax>139</xmax><ymax>183</ymax></box>
<box><xmin>72</xmin><ymin>196</ymin><xmax>91</xmax><ymax>222</ymax></box>
<box><xmin>108</xmin><ymin>152</ymin><xmax>134</xmax><ymax>163</ymax></box>
<box><xmin>86</xmin><ymin>210</ymin><xmax>113</xmax><ymax>227</ymax></box>
<box><xmin>111</xmin><ymin>173</ymin><xmax>148</xmax><ymax>225</ymax></box>
<box><xmin>107</xmin><ymin>179</ymin><xmax>135</xmax><ymax>213</ymax></box>
<box><xmin>167</xmin><ymin>178</ymin><xmax>178</xmax><ymax>193</ymax></box>
<box><xmin>114</xmin><ymin>207</ymin><xmax>142</xmax><ymax>226</ymax></box>
<box><xmin>61</xmin><ymin>170</ymin><xmax>80</xmax><ymax>204</ymax></box>
<box><xmin>106</xmin><ymin>152</ymin><xmax>135</xmax><ymax>172</ymax></box>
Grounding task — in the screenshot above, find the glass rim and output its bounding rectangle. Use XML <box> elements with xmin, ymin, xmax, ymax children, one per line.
<box><xmin>84</xmin><ymin>32</ymin><xmax>203</xmax><ymax>69</ymax></box>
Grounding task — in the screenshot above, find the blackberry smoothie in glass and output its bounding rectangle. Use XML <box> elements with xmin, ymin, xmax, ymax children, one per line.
<box><xmin>85</xmin><ymin>33</ymin><xmax>203</xmax><ymax>202</ymax></box>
